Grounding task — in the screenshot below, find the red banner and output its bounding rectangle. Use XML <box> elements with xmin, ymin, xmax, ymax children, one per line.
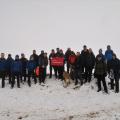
<box><xmin>51</xmin><ymin>57</ymin><xmax>64</xmax><ymax>66</ymax></box>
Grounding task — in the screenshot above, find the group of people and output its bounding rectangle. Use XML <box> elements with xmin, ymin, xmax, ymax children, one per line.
<box><xmin>0</xmin><ymin>45</ymin><xmax>120</xmax><ymax>94</ymax></box>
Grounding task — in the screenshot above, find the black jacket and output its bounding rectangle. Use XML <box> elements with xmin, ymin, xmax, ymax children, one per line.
<box><xmin>65</xmin><ymin>50</ymin><xmax>71</xmax><ymax>61</ymax></box>
<box><xmin>81</xmin><ymin>50</ymin><xmax>89</xmax><ymax>66</ymax></box>
<box><xmin>30</xmin><ymin>53</ymin><xmax>39</xmax><ymax>65</ymax></box>
<box><xmin>39</xmin><ymin>55</ymin><xmax>48</xmax><ymax>68</ymax></box>
<box><xmin>20</xmin><ymin>58</ymin><xmax>28</xmax><ymax>72</ymax></box>
<box><xmin>107</xmin><ymin>58</ymin><xmax>120</xmax><ymax>76</ymax></box>
<box><xmin>86</xmin><ymin>53</ymin><xmax>95</xmax><ymax>69</ymax></box>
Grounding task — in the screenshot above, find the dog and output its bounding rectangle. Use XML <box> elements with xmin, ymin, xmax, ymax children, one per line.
<box><xmin>63</xmin><ymin>71</ymin><xmax>72</xmax><ymax>88</ymax></box>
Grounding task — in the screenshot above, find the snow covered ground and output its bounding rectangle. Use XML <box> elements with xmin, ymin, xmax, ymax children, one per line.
<box><xmin>0</xmin><ymin>77</ymin><xmax>120</xmax><ymax>120</ymax></box>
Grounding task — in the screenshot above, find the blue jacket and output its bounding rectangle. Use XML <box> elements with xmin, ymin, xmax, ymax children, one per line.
<box><xmin>0</xmin><ymin>58</ymin><xmax>7</xmax><ymax>71</ymax></box>
<box><xmin>105</xmin><ymin>50</ymin><xmax>113</xmax><ymax>61</ymax></box>
<box><xmin>27</xmin><ymin>60</ymin><xmax>36</xmax><ymax>72</ymax></box>
<box><xmin>20</xmin><ymin>58</ymin><xmax>28</xmax><ymax>72</ymax></box>
<box><xmin>11</xmin><ymin>60</ymin><xmax>22</xmax><ymax>73</ymax></box>
<box><xmin>6</xmin><ymin>57</ymin><xmax>14</xmax><ymax>71</ymax></box>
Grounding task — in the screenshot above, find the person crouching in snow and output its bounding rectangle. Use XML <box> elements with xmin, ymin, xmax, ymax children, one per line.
<box><xmin>107</xmin><ymin>54</ymin><xmax>120</xmax><ymax>93</ymax></box>
<box><xmin>0</xmin><ymin>53</ymin><xmax>7</xmax><ymax>88</ymax></box>
<box><xmin>94</xmin><ymin>55</ymin><xmax>108</xmax><ymax>93</ymax></box>
<box><xmin>38</xmin><ymin>52</ymin><xmax>48</xmax><ymax>84</ymax></box>
<box><xmin>27</xmin><ymin>56</ymin><xmax>37</xmax><ymax>87</ymax></box>
<box><xmin>11</xmin><ymin>55</ymin><xmax>22</xmax><ymax>88</ymax></box>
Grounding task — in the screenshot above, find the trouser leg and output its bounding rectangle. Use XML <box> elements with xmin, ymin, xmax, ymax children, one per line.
<box><xmin>110</xmin><ymin>79</ymin><xmax>114</xmax><ymax>90</ymax></box>
<box><xmin>1</xmin><ymin>73</ymin><xmax>5</xmax><ymax>88</ymax></box>
<box><xmin>97</xmin><ymin>75</ymin><xmax>102</xmax><ymax>91</ymax></box>
<box><xmin>101</xmin><ymin>76</ymin><xmax>108</xmax><ymax>93</ymax></box>
<box><xmin>115</xmin><ymin>76</ymin><xmax>119</xmax><ymax>93</ymax></box>
<box><xmin>67</xmin><ymin>62</ymin><xmax>70</xmax><ymax>73</ymax></box>
<box><xmin>17</xmin><ymin>74</ymin><xmax>20</xmax><ymax>88</ymax></box>
<box><xmin>28</xmin><ymin>71</ymin><xmax>31</xmax><ymax>87</ymax></box>
<box><xmin>11</xmin><ymin>74</ymin><xmax>15</xmax><ymax>88</ymax></box>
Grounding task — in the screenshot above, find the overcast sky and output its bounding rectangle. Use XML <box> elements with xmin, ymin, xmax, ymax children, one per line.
<box><xmin>0</xmin><ymin>0</ymin><xmax>120</xmax><ymax>58</ymax></box>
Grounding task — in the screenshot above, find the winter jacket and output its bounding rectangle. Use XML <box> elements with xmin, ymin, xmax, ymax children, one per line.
<box><xmin>86</xmin><ymin>53</ymin><xmax>95</xmax><ymax>69</ymax></box>
<box><xmin>49</xmin><ymin>53</ymin><xmax>56</xmax><ymax>65</ymax></box>
<box><xmin>96</xmin><ymin>54</ymin><xmax>105</xmax><ymax>62</ymax></box>
<box><xmin>27</xmin><ymin>60</ymin><xmax>36</xmax><ymax>72</ymax></box>
<box><xmin>6</xmin><ymin>57</ymin><xmax>14</xmax><ymax>72</ymax></box>
<box><xmin>0</xmin><ymin>58</ymin><xmax>7</xmax><ymax>72</ymax></box>
<box><xmin>74</xmin><ymin>55</ymin><xmax>83</xmax><ymax>70</ymax></box>
<box><xmin>65</xmin><ymin>50</ymin><xmax>72</xmax><ymax>61</ymax></box>
<box><xmin>30</xmin><ymin>53</ymin><xmax>39</xmax><ymax>65</ymax></box>
<box><xmin>39</xmin><ymin>56</ymin><xmax>48</xmax><ymax>68</ymax></box>
<box><xmin>81</xmin><ymin>50</ymin><xmax>89</xmax><ymax>66</ymax></box>
<box><xmin>105</xmin><ymin>50</ymin><xmax>113</xmax><ymax>62</ymax></box>
<box><xmin>20</xmin><ymin>58</ymin><xmax>28</xmax><ymax>72</ymax></box>
<box><xmin>11</xmin><ymin>60</ymin><xmax>22</xmax><ymax>74</ymax></box>
<box><xmin>55</xmin><ymin>52</ymin><xmax>62</xmax><ymax>57</ymax></box>
<box><xmin>107</xmin><ymin>58</ymin><xmax>120</xmax><ymax>76</ymax></box>
<box><xmin>94</xmin><ymin>60</ymin><xmax>107</xmax><ymax>76</ymax></box>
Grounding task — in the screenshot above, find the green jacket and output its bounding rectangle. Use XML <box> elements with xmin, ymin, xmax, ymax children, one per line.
<box><xmin>94</xmin><ymin>60</ymin><xmax>107</xmax><ymax>75</ymax></box>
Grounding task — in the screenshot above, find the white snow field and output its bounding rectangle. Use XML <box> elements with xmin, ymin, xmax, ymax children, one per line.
<box><xmin>0</xmin><ymin>77</ymin><xmax>120</xmax><ymax>120</ymax></box>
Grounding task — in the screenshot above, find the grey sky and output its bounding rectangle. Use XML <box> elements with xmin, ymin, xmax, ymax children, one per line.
<box><xmin>0</xmin><ymin>0</ymin><xmax>120</xmax><ymax>58</ymax></box>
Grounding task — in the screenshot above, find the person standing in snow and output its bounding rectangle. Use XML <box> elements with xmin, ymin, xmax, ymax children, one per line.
<box><xmin>0</xmin><ymin>53</ymin><xmax>7</xmax><ymax>88</ymax></box>
<box><xmin>107</xmin><ymin>54</ymin><xmax>120</xmax><ymax>93</ymax></box>
<box><xmin>58</xmin><ymin>49</ymin><xmax>65</xmax><ymax>80</ymax></box>
<box><xmin>54</xmin><ymin>48</ymin><xmax>61</xmax><ymax>79</ymax></box>
<box><xmin>84</xmin><ymin>48</ymin><xmax>95</xmax><ymax>83</ymax></box>
<box><xmin>20</xmin><ymin>53</ymin><xmax>28</xmax><ymax>83</ymax></box>
<box><xmin>81</xmin><ymin>45</ymin><xmax>89</xmax><ymax>76</ymax></box>
<box><xmin>11</xmin><ymin>55</ymin><xmax>22</xmax><ymax>88</ymax></box>
<box><xmin>38</xmin><ymin>51</ymin><xmax>48</xmax><ymax>84</ymax></box>
<box><xmin>105</xmin><ymin>45</ymin><xmax>113</xmax><ymax>63</ymax></box>
<box><xmin>6</xmin><ymin>54</ymin><xmax>14</xmax><ymax>84</ymax></box>
<box><xmin>49</xmin><ymin>49</ymin><xmax>56</xmax><ymax>78</ymax></box>
<box><xmin>27</xmin><ymin>56</ymin><xmax>37</xmax><ymax>87</ymax></box>
<box><xmin>65</xmin><ymin>48</ymin><xmax>72</xmax><ymax>73</ymax></box>
<box><xmin>94</xmin><ymin>55</ymin><xmax>108</xmax><ymax>93</ymax></box>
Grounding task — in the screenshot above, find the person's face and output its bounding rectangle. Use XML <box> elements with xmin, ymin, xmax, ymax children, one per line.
<box><xmin>1</xmin><ymin>53</ymin><xmax>5</xmax><ymax>58</ymax></box>
<box><xmin>41</xmin><ymin>51</ymin><xmax>44</xmax><ymax>55</ymax></box>
<box><xmin>68</xmin><ymin>48</ymin><xmax>71</xmax><ymax>51</ymax></box>
<box><xmin>56</xmin><ymin>48</ymin><xmax>59</xmax><ymax>52</ymax></box>
<box><xmin>76</xmin><ymin>52</ymin><xmax>80</xmax><ymax>56</ymax></box>
<box><xmin>107</xmin><ymin>46</ymin><xmax>111</xmax><ymax>50</ymax></box>
<box><xmin>83</xmin><ymin>46</ymin><xmax>87</xmax><ymax>50</ymax></box>
<box><xmin>89</xmin><ymin>49</ymin><xmax>92</xmax><ymax>53</ymax></box>
<box><xmin>60</xmin><ymin>50</ymin><xmax>63</xmax><ymax>54</ymax></box>
<box><xmin>8</xmin><ymin>55</ymin><xmax>11</xmax><ymax>58</ymax></box>
<box><xmin>33</xmin><ymin>50</ymin><xmax>36</xmax><ymax>54</ymax></box>
<box><xmin>44</xmin><ymin>53</ymin><xmax>47</xmax><ymax>57</ymax></box>
<box><xmin>15</xmin><ymin>56</ymin><xmax>19</xmax><ymax>60</ymax></box>
<box><xmin>21</xmin><ymin>54</ymin><xmax>25</xmax><ymax>58</ymax></box>
<box><xmin>52</xmin><ymin>50</ymin><xmax>55</xmax><ymax>54</ymax></box>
